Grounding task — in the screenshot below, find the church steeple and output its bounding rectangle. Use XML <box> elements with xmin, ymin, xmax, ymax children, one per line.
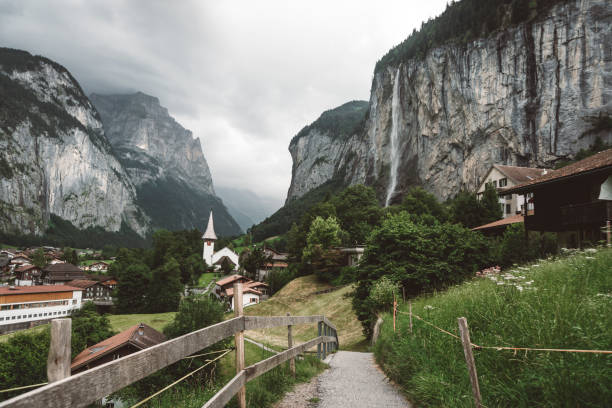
<box><xmin>202</xmin><ymin>211</ymin><xmax>217</xmax><ymax>241</ymax></box>
<box><xmin>202</xmin><ymin>210</ymin><xmax>216</xmax><ymax>266</ymax></box>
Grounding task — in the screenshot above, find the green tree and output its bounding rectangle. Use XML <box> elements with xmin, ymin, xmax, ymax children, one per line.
<box><xmin>61</xmin><ymin>247</ymin><xmax>78</xmax><ymax>265</ymax></box>
<box><xmin>401</xmin><ymin>186</ymin><xmax>448</xmax><ymax>222</ymax></box>
<box><xmin>183</xmin><ymin>253</ymin><xmax>207</xmax><ymax>286</ymax></box>
<box><xmin>449</xmin><ymin>190</ymin><xmax>485</xmax><ymax>228</ymax></box>
<box><xmin>32</xmin><ymin>248</ymin><xmax>46</xmax><ymax>268</ymax></box>
<box><xmin>302</xmin><ymin>216</ymin><xmax>342</xmax><ymax>262</ymax></box>
<box><xmin>70</xmin><ymin>302</ymin><xmax>116</xmax><ymax>358</ymax></box>
<box><xmin>240</xmin><ymin>246</ymin><xmax>271</xmax><ymax>280</ymax></box>
<box><xmin>148</xmin><ymin>257</ymin><xmax>183</xmax><ymax>313</ymax></box>
<box><xmin>115</xmin><ymin>263</ymin><xmax>151</xmax><ymax>313</ymax></box>
<box><xmin>353</xmin><ymin>211</ymin><xmax>491</xmax><ymax>337</ymax></box>
<box><xmin>331</xmin><ymin>185</ymin><xmax>382</xmax><ymax>244</ymax></box>
<box><xmin>481</xmin><ymin>182</ymin><xmax>503</xmax><ymax>222</ymax></box>
<box><xmin>163</xmin><ymin>295</ymin><xmax>225</xmax><ymax>338</ymax></box>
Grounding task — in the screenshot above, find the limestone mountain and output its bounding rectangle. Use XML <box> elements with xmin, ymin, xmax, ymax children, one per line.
<box><xmin>90</xmin><ymin>93</ymin><xmax>241</xmax><ymax>236</ymax></box>
<box><xmin>286</xmin><ymin>0</ymin><xmax>612</xmax><ymax>206</ymax></box>
<box><xmin>0</xmin><ymin>47</ymin><xmax>149</xmax><ymax>237</ymax></box>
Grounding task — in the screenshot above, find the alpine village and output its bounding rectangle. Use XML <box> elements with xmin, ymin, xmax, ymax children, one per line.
<box><xmin>0</xmin><ymin>1</ymin><xmax>611</xmax><ymax>407</ymax></box>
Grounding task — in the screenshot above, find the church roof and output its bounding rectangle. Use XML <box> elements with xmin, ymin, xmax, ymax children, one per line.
<box><xmin>202</xmin><ymin>211</ymin><xmax>217</xmax><ymax>240</ymax></box>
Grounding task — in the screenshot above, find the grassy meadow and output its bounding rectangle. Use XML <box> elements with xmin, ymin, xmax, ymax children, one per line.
<box><xmin>240</xmin><ymin>275</ymin><xmax>366</xmax><ymax>350</ymax></box>
<box><xmin>374</xmin><ymin>247</ymin><xmax>612</xmax><ymax>407</ymax></box>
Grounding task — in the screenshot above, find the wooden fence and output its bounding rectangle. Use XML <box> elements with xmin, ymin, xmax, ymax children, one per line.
<box><xmin>0</xmin><ymin>283</ymin><xmax>338</xmax><ymax>408</ymax></box>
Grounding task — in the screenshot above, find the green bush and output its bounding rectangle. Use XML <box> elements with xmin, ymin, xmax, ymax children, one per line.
<box><xmin>353</xmin><ymin>212</ymin><xmax>491</xmax><ymax>338</ymax></box>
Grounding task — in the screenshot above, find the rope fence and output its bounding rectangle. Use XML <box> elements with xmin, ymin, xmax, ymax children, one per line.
<box><xmin>393</xmin><ymin>302</ymin><xmax>612</xmax><ymax>408</ymax></box>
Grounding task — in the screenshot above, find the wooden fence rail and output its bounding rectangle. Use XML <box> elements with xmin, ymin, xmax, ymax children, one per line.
<box><xmin>0</xmin><ymin>282</ymin><xmax>338</xmax><ymax>408</ymax></box>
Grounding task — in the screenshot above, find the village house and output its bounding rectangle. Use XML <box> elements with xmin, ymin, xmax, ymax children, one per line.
<box><xmin>257</xmin><ymin>248</ymin><xmax>289</xmax><ymax>280</ymax></box>
<box><xmin>502</xmin><ymin>149</ymin><xmax>612</xmax><ymax>248</ymax></box>
<box><xmin>0</xmin><ymin>285</ymin><xmax>83</xmax><ymax>334</ymax></box>
<box><xmin>477</xmin><ymin>164</ymin><xmax>549</xmax><ymax>218</ymax></box>
<box><xmin>202</xmin><ymin>211</ymin><xmax>240</xmax><ymax>271</ymax></box>
<box><xmin>85</xmin><ymin>261</ymin><xmax>110</xmax><ymax>273</ymax></box>
<box><xmin>42</xmin><ymin>263</ymin><xmax>88</xmax><ymax>285</ymax></box>
<box><xmin>337</xmin><ymin>246</ymin><xmax>365</xmax><ymax>266</ymax></box>
<box><xmin>71</xmin><ymin>323</ymin><xmax>166</xmax><ymax>374</ymax></box>
<box><xmin>213</xmin><ymin>274</ymin><xmax>268</xmax><ymax>310</ymax></box>
<box><xmin>14</xmin><ymin>264</ymin><xmax>43</xmax><ymax>286</ymax></box>
<box><xmin>67</xmin><ymin>279</ymin><xmax>113</xmax><ymax>302</ymax></box>
<box><xmin>48</xmin><ymin>257</ymin><xmax>65</xmax><ymax>265</ymax></box>
<box><xmin>9</xmin><ymin>254</ymin><xmax>32</xmax><ymax>272</ymax></box>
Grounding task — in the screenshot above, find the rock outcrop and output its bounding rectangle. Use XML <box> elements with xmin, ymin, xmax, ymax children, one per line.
<box><xmin>286</xmin><ymin>0</ymin><xmax>612</xmax><ymax>204</ymax></box>
<box><xmin>90</xmin><ymin>93</ymin><xmax>242</xmax><ymax>235</ymax></box>
<box><xmin>0</xmin><ymin>48</ymin><xmax>148</xmax><ymax>236</ymax></box>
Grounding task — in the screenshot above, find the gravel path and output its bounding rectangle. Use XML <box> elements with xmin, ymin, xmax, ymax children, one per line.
<box><xmin>316</xmin><ymin>351</ymin><xmax>411</xmax><ymax>408</ymax></box>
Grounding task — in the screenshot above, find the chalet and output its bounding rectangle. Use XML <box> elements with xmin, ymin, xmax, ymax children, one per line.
<box><xmin>14</xmin><ymin>265</ymin><xmax>43</xmax><ymax>286</ymax></box>
<box><xmin>0</xmin><ymin>249</ymin><xmax>16</xmax><ymax>260</ymax></box>
<box><xmin>67</xmin><ymin>280</ymin><xmax>113</xmax><ymax>302</ymax></box>
<box><xmin>202</xmin><ymin>211</ymin><xmax>240</xmax><ymax>271</ymax></box>
<box><xmin>9</xmin><ymin>255</ymin><xmax>31</xmax><ymax>271</ymax></box>
<box><xmin>477</xmin><ymin>165</ymin><xmax>549</xmax><ymax>218</ymax></box>
<box><xmin>245</xmin><ymin>281</ymin><xmax>269</xmax><ymax>297</ymax></box>
<box><xmin>257</xmin><ymin>248</ymin><xmax>289</xmax><ymax>280</ymax></box>
<box><xmin>0</xmin><ymin>285</ymin><xmax>83</xmax><ymax>334</ymax></box>
<box><xmin>213</xmin><ymin>274</ymin><xmax>251</xmax><ymax>299</ymax></box>
<box><xmin>48</xmin><ymin>258</ymin><xmax>65</xmax><ymax>265</ymax></box>
<box><xmin>71</xmin><ymin>323</ymin><xmax>166</xmax><ymax>374</ymax></box>
<box><xmin>42</xmin><ymin>263</ymin><xmax>88</xmax><ymax>285</ymax></box>
<box><xmin>86</xmin><ymin>261</ymin><xmax>110</xmax><ymax>272</ymax></box>
<box><xmin>502</xmin><ymin>149</ymin><xmax>612</xmax><ymax>248</ymax></box>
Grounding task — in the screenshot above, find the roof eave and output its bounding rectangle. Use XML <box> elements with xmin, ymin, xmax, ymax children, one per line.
<box><xmin>502</xmin><ymin>165</ymin><xmax>612</xmax><ymax>195</ymax></box>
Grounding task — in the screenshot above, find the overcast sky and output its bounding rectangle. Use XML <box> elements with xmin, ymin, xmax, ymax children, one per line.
<box><xmin>0</xmin><ymin>0</ymin><xmax>448</xmax><ymax>210</ymax></box>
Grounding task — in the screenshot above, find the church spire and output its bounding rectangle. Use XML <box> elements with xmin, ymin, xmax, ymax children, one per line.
<box><xmin>202</xmin><ymin>210</ymin><xmax>217</xmax><ymax>240</ymax></box>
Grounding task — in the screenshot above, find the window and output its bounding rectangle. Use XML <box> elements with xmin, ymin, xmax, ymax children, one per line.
<box><xmin>499</xmin><ymin>178</ymin><xmax>507</xmax><ymax>187</ymax></box>
<box><xmin>506</xmin><ymin>204</ymin><xmax>511</xmax><ymax>214</ymax></box>
<box><xmin>493</xmin><ymin>180</ymin><xmax>498</xmax><ymax>188</ymax></box>
<box><xmin>0</xmin><ymin>317</ymin><xmax>3</xmax><ymax>321</ymax></box>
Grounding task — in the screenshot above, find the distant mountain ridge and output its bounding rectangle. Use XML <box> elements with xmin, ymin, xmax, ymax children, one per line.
<box><xmin>0</xmin><ymin>48</ymin><xmax>241</xmax><ymax>238</ymax></box>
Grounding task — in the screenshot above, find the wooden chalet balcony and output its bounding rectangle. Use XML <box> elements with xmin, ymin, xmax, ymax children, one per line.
<box><xmin>559</xmin><ymin>201</ymin><xmax>611</xmax><ymax>228</ymax></box>
<box><xmin>525</xmin><ymin>200</ymin><xmax>611</xmax><ymax>231</ymax></box>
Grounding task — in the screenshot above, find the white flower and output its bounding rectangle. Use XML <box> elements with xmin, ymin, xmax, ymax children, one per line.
<box><xmin>424</xmin><ymin>305</ymin><xmax>435</xmax><ymax>310</ymax></box>
<box><xmin>524</xmin><ymin>280</ymin><xmax>534</xmax><ymax>285</ymax></box>
<box><xmin>496</xmin><ymin>282</ymin><xmax>504</xmax><ymax>285</ymax></box>
<box><xmin>585</xmin><ymin>248</ymin><xmax>597</xmax><ymax>254</ymax></box>
<box><xmin>585</xmin><ymin>256</ymin><xmax>595</xmax><ymax>260</ymax></box>
<box><xmin>515</xmin><ymin>285</ymin><xmax>524</xmax><ymax>292</ymax></box>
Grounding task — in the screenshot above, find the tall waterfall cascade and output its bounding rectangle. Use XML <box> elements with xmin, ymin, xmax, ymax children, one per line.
<box><xmin>385</xmin><ymin>67</ymin><xmax>402</xmax><ymax>207</ymax></box>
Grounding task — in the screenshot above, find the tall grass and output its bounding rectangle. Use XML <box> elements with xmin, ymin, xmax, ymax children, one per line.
<box><xmin>374</xmin><ymin>247</ymin><xmax>612</xmax><ymax>407</ymax></box>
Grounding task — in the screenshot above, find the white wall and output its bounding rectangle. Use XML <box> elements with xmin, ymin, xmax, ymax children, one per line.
<box><xmin>230</xmin><ymin>292</ymin><xmax>260</xmax><ymax>311</ymax></box>
<box><xmin>0</xmin><ymin>290</ymin><xmax>83</xmax><ymax>327</ymax></box>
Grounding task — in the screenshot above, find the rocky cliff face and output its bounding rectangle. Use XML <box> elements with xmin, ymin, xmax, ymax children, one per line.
<box><xmin>90</xmin><ymin>93</ymin><xmax>241</xmax><ymax>235</ymax></box>
<box><xmin>286</xmin><ymin>0</ymin><xmax>612</xmax><ymax>204</ymax></box>
<box><xmin>0</xmin><ymin>48</ymin><xmax>148</xmax><ymax>236</ymax></box>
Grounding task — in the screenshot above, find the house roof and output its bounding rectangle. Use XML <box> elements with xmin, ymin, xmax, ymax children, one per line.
<box><xmin>89</xmin><ymin>261</ymin><xmax>109</xmax><ymax>267</ymax></box>
<box><xmin>66</xmin><ymin>279</ymin><xmax>99</xmax><ymax>289</ymax></box>
<box><xmin>503</xmin><ymin>149</ymin><xmax>612</xmax><ymax>194</ymax></box>
<box><xmin>224</xmin><ymin>287</ymin><xmax>262</xmax><ymax>297</ymax></box>
<box><xmin>263</xmin><ymin>262</ymin><xmax>289</xmax><ymax>268</ymax></box>
<box><xmin>472</xmin><ymin>214</ymin><xmax>524</xmax><ymax>231</ymax></box>
<box><xmin>213</xmin><ymin>255</ymin><xmax>237</xmax><ymax>266</ymax></box>
<box><xmin>202</xmin><ymin>211</ymin><xmax>217</xmax><ymax>241</ymax></box>
<box><xmin>15</xmin><ymin>264</ymin><xmax>40</xmax><ymax>273</ymax></box>
<box><xmin>43</xmin><ymin>263</ymin><xmax>82</xmax><ymax>273</ymax></box>
<box><xmin>245</xmin><ymin>281</ymin><xmax>269</xmax><ymax>288</ymax></box>
<box><xmin>0</xmin><ymin>285</ymin><xmax>82</xmax><ymax>296</ymax></box>
<box><xmin>216</xmin><ymin>274</ymin><xmax>250</xmax><ymax>287</ymax></box>
<box><xmin>71</xmin><ymin>323</ymin><xmax>166</xmax><ymax>371</ymax></box>
<box><xmin>494</xmin><ymin>165</ymin><xmax>550</xmax><ymax>184</ymax></box>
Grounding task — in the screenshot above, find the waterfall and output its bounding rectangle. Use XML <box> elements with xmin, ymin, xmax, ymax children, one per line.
<box><xmin>385</xmin><ymin>67</ymin><xmax>402</xmax><ymax>207</ymax></box>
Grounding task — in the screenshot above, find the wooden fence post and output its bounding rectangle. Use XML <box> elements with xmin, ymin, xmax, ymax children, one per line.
<box><xmin>317</xmin><ymin>322</ymin><xmax>322</xmax><ymax>360</ymax></box>
<box><xmin>47</xmin><ymin>318</ymin><xmax>71</xmax><ymax>383</ymax></box>
<box><xmin>393</xmin><ymin>294</ymin><xmax>397</xmax><ymax>332</ymax></box>
<box><xmin>233</xmin><ymin>283</ymin><xmax>246</xmax><ymax>408</ymax></box>
<box><xmin>287</xmin><ymin>312</ymin><xmax>295</xmax><ymax>376</ymax></box>
<box><xmin>409</xmin><ymin>301</ymin><xmax>413</xmax><ymax>335</ymax></box>
<box><xmin>607</xmin><ymin>220</ymin><xmax>611</xmax><ymax>247</ymax></box>
<box><xmin>458</xmin><ymin>317</ymin><xmax>482</xmax><ymax>408</ymax></box>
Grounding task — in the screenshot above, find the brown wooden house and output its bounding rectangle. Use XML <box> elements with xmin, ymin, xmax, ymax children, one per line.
<box><xmin>42</xmin><ymin>263</ymin><xmax>87</xmax><ymax>285</ymax></box>
<box><xmin>71</xmin><ymin>323</ymin><xmax>166</xmax><ymax>374</ymax></box>
<box><xmin>66</xmin><ymin>279</ymin><xmax>113</xmax><ymax>302</ymax></box>
<box><xmin>502</xmin><ymin>149</ymin><xmax>612</xmax><ymax>247</ymax></box>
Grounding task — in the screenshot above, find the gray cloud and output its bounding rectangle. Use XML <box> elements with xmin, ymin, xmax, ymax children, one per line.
<box><xmin>0</xmin><ymin>0</ymin><xmax>448</xmax><ymax>210</ymax></box>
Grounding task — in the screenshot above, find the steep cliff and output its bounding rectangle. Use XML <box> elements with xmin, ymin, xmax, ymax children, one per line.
<box><xmin>0</xmin><ymin>48</ymin><xmax>148</xmax><ymax>236</ymax></box>
<box><xmin>286</xmin><ymin>0</ymin><xmax>612</xmax><ymax>205</ymax></box>
<box><xmin>90</xmin><ymin>93</ymin><xmax>241</xmax><ymax>236</ymax></box>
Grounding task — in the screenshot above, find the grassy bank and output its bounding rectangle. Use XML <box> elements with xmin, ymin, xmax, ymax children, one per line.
<box><xmin>374</xmin><ymin>247</ymin><xmax>612</xmax><ymax>407</ymax></box>
<box><xmin>241</xmin><ymin>275</ymin><xmax>365</xmax><ymax>350</ymax></box>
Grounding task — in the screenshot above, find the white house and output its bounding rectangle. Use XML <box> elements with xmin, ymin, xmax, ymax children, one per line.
<box><xmin>202</xmin><ymin>211</ymin><xmax>240</xmax><ymax>271</ymax></box>
<box><xmin>477</xmin><ymin>164</ymin><xmax>549</xmax><ymax>218</ymax></box>
<box><xmin>0</xmin><ymin>285</ymin><xmax>83</xmax><ymax>334</ymax></box>
<box><xmin>226</xmin><ymin>286</ymin><xmax>261</xmax><ymax>310</ymax></box>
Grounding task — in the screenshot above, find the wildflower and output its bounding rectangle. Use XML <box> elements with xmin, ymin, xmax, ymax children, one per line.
<box><xmin>585</xmin><ymin>256</ymin><xmax>595</xmax><ymax>260</ymax></box>
<box><xmin>585</xmin><ymin>248</ymin><xmax>597</xmax><ymax>254</ymax></box>
<box><xmin>424</xmin><ymin>305</ymin><xmax>435</xmax><ymax>310</ymax></box>
<box><xmin>524</xmin><ymin>280</ymin><xmax>534</xmax><ymax>285</ymax></box>
<box><xmin>515</xmin><ymin>285</ymin><xmax>524</xmax><ymax>292</ymax></box>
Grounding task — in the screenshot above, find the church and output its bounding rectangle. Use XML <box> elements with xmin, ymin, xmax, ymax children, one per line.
<box><xmin>202</xmin><ymin>211</ymin><xmax>240</xmax><ymax>271</ymax></box>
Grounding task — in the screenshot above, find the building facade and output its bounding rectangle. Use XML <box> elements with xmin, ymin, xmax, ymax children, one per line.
<box><xmin>0</xmin><ymin>285</ymin><xmax>83</xmax><ymax>334</ymax></box>
<box><xmin>477</xmin><ymin>165</ymin><xmax>548</xmax><ymax>218</ymax></box>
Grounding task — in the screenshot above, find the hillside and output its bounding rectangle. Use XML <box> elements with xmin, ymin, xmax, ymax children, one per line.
<box><xmin>243</xmin><ymin>275</ymin><xmax>365</xmax><ymax>350</ymax></box>
<box><xmin>374</xmin><ymin>247</ymin><xmax>612</xmax><ymax>406</ymax></box>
